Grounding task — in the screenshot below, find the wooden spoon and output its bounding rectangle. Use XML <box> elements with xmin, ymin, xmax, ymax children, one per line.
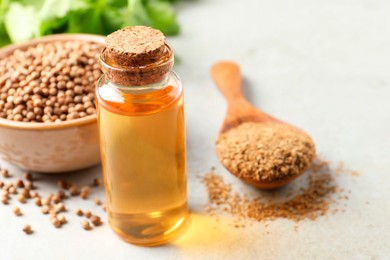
<box><xmin>210</xmin><ymin>61</ymin><xmax>281</xmax><ymax>133</ymax></box>
<box><xmin>211</xmin><ymin>61</ymin><xmax>315</xmax><ymax>189</ymax></box>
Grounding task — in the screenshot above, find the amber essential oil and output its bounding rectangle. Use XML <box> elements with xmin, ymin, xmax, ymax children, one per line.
<box><xmin>97</xmin><ymin>76</ymin><xmax>188</xmax><ymax>246</ymax></box>
<box><xmin>96</xmin><ymin>26</ymin><xmax>188</xmax><ymax>246</ymax></box>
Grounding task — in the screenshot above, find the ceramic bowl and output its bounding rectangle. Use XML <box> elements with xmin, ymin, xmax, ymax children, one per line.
<box><xmin>0</xmin><ymin>34</ymin><xmax>105</xmax><ymax>173</ymax></box>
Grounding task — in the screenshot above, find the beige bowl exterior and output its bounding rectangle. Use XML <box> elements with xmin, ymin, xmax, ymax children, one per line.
<box><xmin>0</xmin><ymin>34</ymin><xmax>105</xmax><ymax>173</ymax></box>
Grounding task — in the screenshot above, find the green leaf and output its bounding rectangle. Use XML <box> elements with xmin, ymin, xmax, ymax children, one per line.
<box><xmin>107</xmin><ymin>0</ymin><xmax>127</xmax><ymax>8</ymax></box>
<box><xmin>101</xmin><ymin>7</ymin><xmax>125</xmax><ymax>34</ymax></box>
<box><xmin>69</xmin><ymin>0</ymin><xmax>90</xmax><ymax>10</ymax></box>
<box><xmin>0</xmin><ymin>23</ymin><xmax>11</xmax><ymax>47</ymax></box>
<box><xmin>145</xmin><ymin>0</ymin><xmax>179</xmax><ymax>35</ymax></box>
<box><xmin>67</xmin><ymin>7</ymin><xmax>105</xmax><ymax>34</ymax></box>
<box><xmin>0</xmin><ymin>0</ymin><xmax>10</xmax><ymax>14</ymax></box>
<box><xmin>123</xmin><ymin>0</ymin><xmax>151</xmax><ymax>26</ymax></box>
<box><xmin>1</xmin><ymin>0</ymin><xmax>181</xmax><ymax>45</ymax></box>
<box><xmin>39</xmin><ymin>16</ymin><xmax>69</xmax><ymax>36</ymax></box>
<box><xmin>9</xmin><ymin>0</ymin><xmax>45</xmax><ymax>10</ymax></box>
<box><xmin>38</xmin><ymin>0</ymin><xmax>70</xmax><ymax>21</ymax></box>
<box><xmin>4</xmin><ymin>2</ymin><xmax>39</xmax><ymax>43</ymax></box>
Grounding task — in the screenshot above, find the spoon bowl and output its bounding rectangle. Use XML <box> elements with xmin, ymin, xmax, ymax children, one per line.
<box><xmin>211</xmin><ymin>61</ymin><xmax>315</xmax><ymax>189</ymax></box>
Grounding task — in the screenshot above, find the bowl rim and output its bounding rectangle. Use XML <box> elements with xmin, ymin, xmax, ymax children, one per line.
<box><xmin>0</xmin><ymin>33</ymin><xmax>105</xmax><ymax>130</ymax></box>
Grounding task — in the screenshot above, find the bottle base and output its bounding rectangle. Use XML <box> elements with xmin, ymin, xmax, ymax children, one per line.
<box><xmin>109</xmin><ymin>206</ymin><xmax>189</xmax><ymax>247</ymax></box>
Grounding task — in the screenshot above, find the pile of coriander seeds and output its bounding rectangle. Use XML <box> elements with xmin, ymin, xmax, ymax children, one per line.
<box><xmin>0</xmin><ymin>40</ymin><xmax>103</xmax><ymax>123</ymax></box>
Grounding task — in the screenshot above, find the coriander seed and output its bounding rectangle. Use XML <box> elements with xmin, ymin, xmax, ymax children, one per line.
<box><xmin>41</xmin><ymin>205</ymin><xmax>50</xmax><ymax>214</ymax></box>
<box><xmin>75</xmin><ymin>208</ymin><xmax>83</xmax><ymax>216</ymax></box>
<box><xmin>54</xmin><ymin>202</ymin><xmax>65</xmax><ymax>213</ymax></box>
<box><xmin>90</xmin><ymin>215</ymin><xmax>102</xmax><ymax>226</ymax></box>
<box><xmin>9</xmin><ymin>186</ymin><xmax>17</xmax><ymax>194</ymax></box>
<box><xmin>52</xmin><ymin>194</ymin><xmax>61</xmax><ymax>204</ymax></box>
<box><xmin>13</xmin><ymin>206</ymin><xmax>22</xmax><ymax>216</ymax></box>
<box><xmin>34</xmin><ymin>197</ymin><xmax>42</xmax><ymax>206</ymax></box>
<box><xmin>57</xmin><ymin>215</ymin><xmax>67</xmax><ymax>224</ymax></box>
<box><xmin>23</xmin><ymin>172</ymin><xmax>33</xmax><ymax>181</ymax></box>
<box><xmin>92</xmin><ymin>178</ymin><xmax>101</xmax><ymax>187</ymax></box>
<box><xmin>57</xmin><ymin>180</ymin><xmax>67</xmax><ymax>190</ymax></box>
<box><xmin>81</xmin><ymin>220</ymin><xmax>91</xmax><ymax>230</ymax></box>
<box><xmin>80</xmin><ymin>186</ymin><xmax>90</xmax><ymax>197</ymax></box>
<box><xmin>15</xmin><ymin>179</ymin><xmax>24</xmax><ymax>188</ymax></box>
<box><xmin>17</xmin><ymin>194</ymin><xmax>26</xmax><ymax>203</ymax></box>
<box><xmin>25</xmin><ymin>181</ymin><xmax>33</xmax><ymax>190</ymax></box>
<box><xmin>30</xmin><ymin>191</ymin><xmax>39</xmax><ymax>198</ymax></box>
<box><xmin>22</xmin><ymin>224</ymin><xmax>33</xmax><ymax>234</ymax></box>
<box><xmin>51</xmin><ymin>217</ymin><xmax>62</xmax><ymax>228</ymax></box>
<box><xmin>94</xmin><ymin>198</ymin><xmax>102</xmax><ymax>206</ymax></box>
<box><xmin>1</xmin><ymin>196</ymin><xmax>8</xmax><ymax>204</ymax></box>
<box><xmin>69</xmin><ymin>185</ymin><xmax>79</xmax><ymax>196</ymax></box>
<box><xmin>1</xmin><ymin>169</ymin><xmax>10</xmax><ymax>178</ymax></box>
<box><xmin>84</xmin><ymin>210</ymin><xmax>92</xmax><ymax>218</ymax></box>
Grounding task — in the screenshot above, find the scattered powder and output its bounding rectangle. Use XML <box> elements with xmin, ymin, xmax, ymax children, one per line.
<box><xmin>201</xmin><ymin>158</ymin><xmax>355</xmax><ymax>226</ymax></box>
<box><xmin>216</xmin><ymin>122</ymin><xmax>316</xmax><ymax>185</ymax></box>
<box><xmin>336</xmin><ymin>161</ymin><xmax>361</xmax><ymax>176</ymax></box>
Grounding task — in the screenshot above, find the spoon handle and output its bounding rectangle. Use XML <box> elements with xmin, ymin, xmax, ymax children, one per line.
<box><xmin>211</xmin><ymin>61</ymin><xmax>277</xmax><ymax>132</ymax></box>
<box><xmin>211</xmin><ymin>61</ymin><xmax>244</xmax><ymax>102</ymax></box>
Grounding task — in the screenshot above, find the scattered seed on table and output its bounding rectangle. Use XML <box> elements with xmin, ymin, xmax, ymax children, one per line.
<box><xmin>92</xmin><ymin>178</ymin><xmax>101</xmax><ymax>187</ymax></box>
<box><xmin>69</xmin><ymin>185</ymin><xmax>79</xmax><ymax>196</ymax></box>
<box><xmin>34</xmin><ymin>197</ymin><xmax>42</xmax><ymax>206</ymax></box>
<box><xmin>57</xmin><ymin>190</ymin><xmax>66</xmax><ymax>199</ymax></box>
<box><xmin>25</xmin><ymin>181</ymin><xmax>33</xmax><ymax>190</ymax></box>
<box><xmin>21</xmin><ymin>189</ymin><xmax>30</xmax><ymax>198</ymax></box>
<box><xmin>94</xmin><ymin>198</ymin><xmax>102</xmax><ymax>206</ymax></box>
<box><xmin>30</xmin><ymin>191</ymin><xmax>39</xmax><ymax>198</ymax></box>
<box><xmin>23</xmin><ymin>172</ymin><xmax>33</xmax><ymax>181</ymax></box>
<box><xmin>54</xmin><ymin>202</ymin><xmax>65</xmax><ymax>213</ymax></box>
<box><xmin>1</xmin><ymin>169</ymin><xmax>10</xmax><ymax>178</ymax></box>
<box><xmin>42</xmin><ymin>194</ymin><xmax>53</xmax><ymax>205</ymax></box>
<box><xmin>13</xmin><ymin>206</ymin><xmax>22</xmax><ymax>216</ymax></box>
<box><xmin>1</xmin><ymin>196</ymin><xmax>8</xmax><ymax>204</ymax></box>
<box><xmin>15</xmin><ymin>179</ymin><xmax>24</xmax><ymax>188</ymax></box>
<box><xmin>80</xmin><ymin>186</ymin><xmax>90</xmax><ymax>199</ymax></box>
<box><xmin>57</xmin><ymin>180</ymin><xmax>67</xmax><ymax>190</ymax></box>
<box><xmin>81</xmin><ymin>220</ymin><xmax>91</xmax><ymax>230</ymax></box>
<box><xmin>80</xmin><ymin>192</ymin><xmax>88</xmax><ymax>200</ymax></box>
<box><xmin>90</xmin><ymin>215</ymin><xmax>101</xmax><ymax>226</ymax></box>
<box><xmin>41</xmin><ymin>205</ymin><xmax>50</xmax><ymax>214</ymax></box>
<box><xmin>9</xmin><ymin>187</ymin><xmax>17</xmax><ymax>194</ymax></box>
<box><xmin>57</xmin><ymin>215</ymin><xmax>67</xmax><ymax>224</ymax></box>
<box><xmin>51</xmin><ymin>217</ymin><xmax>62</xmax><ymax>228</ymax></box>
<box><xmin>75</xmin><ymin>208</ymin><xmax>83</xmax><ymax>216</ymax></box>
<box><xmin>4</xmin><ymin>183</ymin><xmax>13</xmax><ymax>191</ymax></box>
<box><xmin>22</xmin><ymin>224</ymin><xmax>33</xmax><ymax>234</ymax></box>
<box><xmin>17</xmin><ymin>194</ymin><xmax>26</xmax><ymax>203</ymax></box>
<box><xmin>52</xmin><ymin>194</ymin><xmax>61</xmax><ymax>204</ymax></box>
<box><xmin>84</xmin><ymin>210</ymin><xmax>92</xmax><ymax>218</ymax></box>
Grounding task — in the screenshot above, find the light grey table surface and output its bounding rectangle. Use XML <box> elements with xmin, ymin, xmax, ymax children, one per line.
<box><xmin>1</xmin><ymin>0</ymin><xmax>390</xmax><ymax>259</ymax></box>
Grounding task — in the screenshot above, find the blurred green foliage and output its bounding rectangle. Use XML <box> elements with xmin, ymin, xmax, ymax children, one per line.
<box><xmin>0</xmin><ymin>0</ymin><xmax>180</xmax><ymax>46</ymax></box>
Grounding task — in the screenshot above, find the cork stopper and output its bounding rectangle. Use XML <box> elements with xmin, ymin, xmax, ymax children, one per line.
<box><xmin>101</xmin><ymin>26</ymin><xmax>173</xmax><ymax>86</ymax></box>
<box><xmin>106</xmin><ymin>26</ymin><xmax>166</xmax><ymax>67</ymax></box>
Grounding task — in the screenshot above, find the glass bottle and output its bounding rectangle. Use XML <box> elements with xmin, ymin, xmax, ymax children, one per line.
<box><xmin>96</xmin><ymin>27</ymin><xmax>188</xmax><ymax>246</ymax></box>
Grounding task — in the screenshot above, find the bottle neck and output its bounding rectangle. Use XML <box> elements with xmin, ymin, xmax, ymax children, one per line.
<box><xmin>106</xmin><ymin>74</ymin><xmax>171</xmax><ymax>95</ymax></box>
<box><xmin>99</xmin><ymin>44</ymin><xmax>174</xmax><ymax>87</ymax></box>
